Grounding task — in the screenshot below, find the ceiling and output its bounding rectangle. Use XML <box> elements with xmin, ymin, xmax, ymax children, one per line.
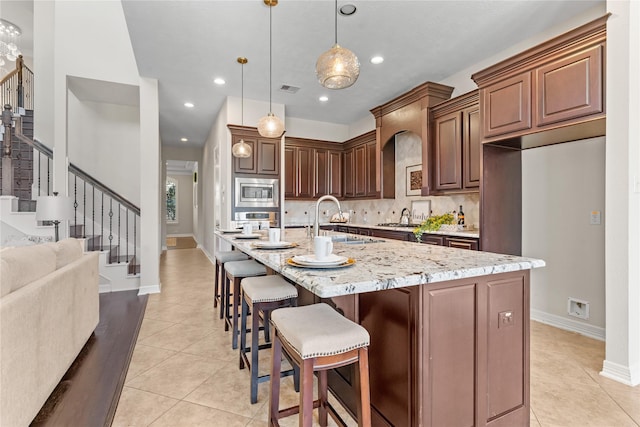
<box><xmin>2</xmin><ymin>1</ymin><xmax>603</xmax><ymax>149</ymax></box>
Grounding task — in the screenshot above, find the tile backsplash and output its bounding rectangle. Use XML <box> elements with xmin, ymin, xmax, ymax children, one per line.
<box><xmin>284</xmin><ymin>131</ymin><xmax>480</xmax><ymax>229</ymax></box>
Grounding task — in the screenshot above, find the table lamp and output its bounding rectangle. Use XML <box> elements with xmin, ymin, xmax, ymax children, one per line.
<box><xmin>36</xmin><ymin>192</ymin><xmax>73</xmax><ymax>242</ymax></box>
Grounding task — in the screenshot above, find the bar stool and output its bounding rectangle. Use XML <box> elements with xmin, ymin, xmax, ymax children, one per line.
<box><xmin>239</xmin><ymin>275</ymin><xmax>298</xmax><ymax>404</ymax></box>
<box><xmin>214</xmin><ymin>251</ymin><xmax>249</xmax><ymax>318</ymax></box>
<box><xmin>224</xmin><ymin>259</ymin><xmax>267</xmax><ymax>349</ymax></box>
<box><xmin>269</xmin><ymin>303</ymin><xmax>371</xmax><ymax>427</ymax></box>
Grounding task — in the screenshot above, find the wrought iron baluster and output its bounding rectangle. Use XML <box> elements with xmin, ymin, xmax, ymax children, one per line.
<box><xmin>73</xmin><ymin>175</ymin><xmax>78</xmax><ymax>237</ymax></box>
<box><xmin>108</xmin><ymin>198</ymin><xmax>113</xmax><ymax>264</ymax></box>
<box><xmin>37</xmin><ymin>151</ymin><xmax>41</xmax><ymax>196</ymax></box>
<box><xmin>101</xmin><ymin>192</ymin><xmax>104</xmax><ymax>252</ymax></box>
<box><xmin>118</xmin><ymin>202</ymin><xmax>121</xmax><ymax>262</ymax></box>
<box><xmin>83</xmin><ymin>180</ymin><xmax>86</xmax><ymax>237</ymax></box>
<box><xmin>134</xmin><ymin>216</ymin><xmax>137</xmax><ymax>273</ymax></box>
<box><xmin>126</xmin><ymin>209</ymin><xmax>129</xmax><ymax>263</ymax></box>
<box><xmin>92</xmin><ymin>186</ymin><xmax>95</xmax><ymax>249</ymax></box>
<box><xmin>47</xmin><ymin>157</ymin><xmax>50</xmax><ymax>195</ymax></box>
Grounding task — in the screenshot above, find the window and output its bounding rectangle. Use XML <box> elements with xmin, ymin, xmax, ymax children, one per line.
<box><xmin>166</xmin><ymin>177</ymin><xmax>178</xmax><ymax>222</ymax></box>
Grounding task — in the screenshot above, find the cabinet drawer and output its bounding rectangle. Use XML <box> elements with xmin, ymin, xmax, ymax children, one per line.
<box><xmin>445</xmin><ymin>237</ymin><xmax>479</xmax><ymax>251</ymax></box>
<box><xmin>421</xmin><ymin>235</ymin><xmax>445</xmax><ymax>246</ymax></box>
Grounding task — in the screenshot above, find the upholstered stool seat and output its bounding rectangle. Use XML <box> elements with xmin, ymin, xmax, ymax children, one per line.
<box><xmin>269</xmin><ymin>303</ymin><xmax>371</xmax><ymax>427</ymax></box>
<box><xmin>224</xmin><ymin>259</ymin><xmax>267</xmax><ymax>349</ymax></box>
<box><xmin>214</xmin><ymin>250</ymin><xmax>249</xmax><ymax>318</ymax></box>
<box><xmin>239</xmin><ymin>275</ymin><xmax>298</xmax><ymax>403</ymax></box>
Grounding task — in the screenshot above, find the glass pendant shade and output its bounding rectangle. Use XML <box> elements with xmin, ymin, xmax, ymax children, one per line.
<box><xmin>257</xmin><ymin>112</ymin><xmax>285</xmax><ymax>138</ymax></box>
<box><xmin>232</xmin><ymin>138</ymin><xmax>252</xmax><ymax>158</ymax></box>
<box><xmin>316</xmin><ymin>43</ymin><xmax>360</xmax><ymax>89</ymax></box>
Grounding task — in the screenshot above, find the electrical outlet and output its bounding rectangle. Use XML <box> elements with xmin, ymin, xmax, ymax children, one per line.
<box><xmin>567</xmin><ymin>297</ymin><xmax>590</xmax><ymax>320</ymax></box>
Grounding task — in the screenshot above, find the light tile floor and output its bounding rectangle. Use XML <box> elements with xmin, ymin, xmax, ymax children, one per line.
<box><xmin>113</xmin><ymin>247</ymin><xmax>640</xmax><ymax>426</ymax></box>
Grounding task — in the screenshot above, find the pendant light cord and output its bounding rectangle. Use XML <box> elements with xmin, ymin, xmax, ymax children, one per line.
<box><xmin>334</xmin><ymin>0</ymin><xmax>338</xmax><ymax>45</ymax></box>
<box><xmin>269</xmin><ymin>3</ymin><xmax>273</xmax><ymax>113</ymax></box>
<box><xmin>241</xmin><ymin>61</ymin><xmax>244</xmax><ymax>126</ymax></box>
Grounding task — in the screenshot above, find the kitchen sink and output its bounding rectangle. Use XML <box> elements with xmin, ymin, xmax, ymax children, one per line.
<box><xmin>330</xmin><ymin>235</ymin><xmax>386</xmax><ymax>245</ymax></box>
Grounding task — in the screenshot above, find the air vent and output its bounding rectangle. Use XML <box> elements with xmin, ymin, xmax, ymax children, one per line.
<box><xmin>280</xmin><ymin>85</ymin><xmax>300</xmax><ymax>94</ymax></box>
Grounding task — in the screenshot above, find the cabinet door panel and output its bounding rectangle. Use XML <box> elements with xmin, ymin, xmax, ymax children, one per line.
<box><xmin>366</xmin><ymin>142</ymin><xmax>377</xmax><ymax>197</ymax></box>
<box><xmin>360</xmin><ymin>287</ymin><xmax>418</xmax><ymax>427</ymax></box>
<box><xmin>257</xmin><ymin>139</ymin><xmax>279</xmax><ymax>175</ymax></box>
<box><xmin>485</xmin><ymin>276</ymin><xmax>526</xmax><ymax>419</ymax></box>
<box><xmin>354</xmin><ymin>145</ymin><xmax>367</xmax><ymax>196</ymax></box>
<box><xmin>328</xmin><ymin>150</ymin><xmax>343</xmax><ymax>198</ymax></box>
<box><xmin>424</xmin><ymin>284</ymin><xmax>476</xmax><ymax>427</ymax></box>
<box><xmin>434</xmin><ymin>111</ymin><xmax>462</xmax><ymax>190</ymax></box>
<box><xmin>463</xmin><ymin>106</ymin><xmax>481</xmax><ymax>188</ymax></box>
<box><xmin>315</xmin><ymin>149</ymin><xmax>328</xmax><ymax>197</ymax></box>
<box><xmin>297</xmin><ymin>146</ymin><xmax>314</xmax><ymax>198</ymax></box>
<box><xmin>482</xmin><ymin>72</ymin><xmax>532</xmax><ymax>138</ymax></box>
<box><xmin>343</xmin><ymin>149</ymin><xmax>355</xmax><ymax>198</ymax></box>
<box><xmin>283</xmin><ymin>147</ymin><xmax>296</xmax><ymax>198</ymax></box>
<box><xmin>536</xmin><ymin>44</ymin><xmax>603</xmax><ymax>126</ymax></box>
<box><xmin>234</xmin><ymin>139</ymin><xmax>257</xmax><ymax>174</ymax></box>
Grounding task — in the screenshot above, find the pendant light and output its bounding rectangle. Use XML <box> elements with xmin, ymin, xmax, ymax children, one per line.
<box><xmin>232</xmin><ymin>57</ymin><xmax>252</xmax><ymax>158</ymax></box>
<box><xmin>316</xmin><ymin>0</ymin><xmax>360</xmax><ymax>89</ymax></box>
<box><xmin>257</xmin><ymin>0</ymin><xmax>285</xmax><ymax>138</ymax></box>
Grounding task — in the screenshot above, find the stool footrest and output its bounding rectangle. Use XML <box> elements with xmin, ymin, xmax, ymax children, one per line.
<box><xmin>277</xmin><ymin>399</ymin><xmax>347</xmax><ymax>427</ymax></box>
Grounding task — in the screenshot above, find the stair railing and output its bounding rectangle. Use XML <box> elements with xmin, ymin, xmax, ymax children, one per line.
<box><xmin>29</xmin><ymin>135</ymin><xmax>140</xmax><ymax>273</ymax></box>
<box><xmin>1</xmin><ymin>55</ymin><xmax>34</xmax><ymax>110</ymax></box>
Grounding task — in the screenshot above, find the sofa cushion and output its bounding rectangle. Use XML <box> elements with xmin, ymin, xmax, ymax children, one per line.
<box><xmin>48</xmin><ymin>238</ymin><xmax>84</xmax><ymax>269</ymax></box>
<box><xmin>0</xmin><ymin>244</ymin><xmax>57</xmax><ymax>297</ymax></box>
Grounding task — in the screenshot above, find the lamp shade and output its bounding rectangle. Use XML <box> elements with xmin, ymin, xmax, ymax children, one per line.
<box><xmin>316</xmin><ymin>44</ymin><xmax>360</xmax><ymax>89</ymax></box>
<box><xmin>257</xmin><ymin>112</ymin><xmax>285</xmax><ymax>138</ymax></box>
<box><xmin>36</xmin><ymin>195</ymin><xmax>73</xmax><ymax>221</ymax></box>
<box><xmin>232</xmin><ymin>138</ymin><xmax>252</xmax><ymax>158</ymax></box>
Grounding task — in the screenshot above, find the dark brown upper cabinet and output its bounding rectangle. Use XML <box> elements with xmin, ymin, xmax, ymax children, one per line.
<box><xmin>430</xmin><ymin>90</ymin><xmax>480</xmax><ymax>194</ymax></box>
<box><xmin>342</xmin><ymin>131</ymin><xmax>378</xmax><ymax>199</ymax></box>
<box><xmin>284</xmin><ymin>137</ymin><xmax>342</xmax><ymax>200</ymax></box>
<box><xmin>228</xmin><ymin>125</ymin><xmax>280</xmax><ymax>176</ymax></box>
<box><xmin>472</xmin><ymin>14</ymin><xmax>608</xmax><ymax>149</ymax></box>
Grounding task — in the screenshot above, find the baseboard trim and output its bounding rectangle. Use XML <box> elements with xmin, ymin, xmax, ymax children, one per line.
<box><xmin>530</xmin><ymin>309</ymin><xmax>605</xmax><ymax>341</ymax></box>
<box><xmin>167</xmin><ymin>233</ymin><xmax>195</xmax><ymax>238</ymax></box>
<box><xmin>201</xmin><ymin>247</ymin><xmax>216</xmax><ymax>266</ymax></box>
<box><xmin>138</xmin><ymin>283</ymin><xmax>161</xmax><ymax>295</ymax></box>
<box><xmin>600</xmin><ymin>360</ymin><xmax>640</xmax><ymax>386</ymax></box>
<box><xmin>98</xmin><ymin>284</ymin><xmax>111</xmax><ymax>293</ymax></box>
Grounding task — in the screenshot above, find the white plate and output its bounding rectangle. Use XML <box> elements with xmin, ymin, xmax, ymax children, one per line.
<box><xmin>292</xmin><ymin>254</ymin><xmax>348</xmax><ymax>266</ymax></box>
<box><xmin>234</xmin><ymin>234</ymin><xmax>261</xmax><ymax>239</ymax></box>
<box><xmin>287</xmin><ymin>258</ymin><xmax>355</xmax><ymax>269</ymax></box>
<box><xmin>252</xmin><ymin>241</ymin><xmax>297</xmax><ymax>249</ymax></box>
<box><xmin>218</xmin><ymin>229</ymin><xmax>242</xmax><ymax>234</ymax></box>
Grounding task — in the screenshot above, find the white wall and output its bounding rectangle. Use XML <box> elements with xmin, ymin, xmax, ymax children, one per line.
<box><xmin>67</xmin><ymin>94</ymin><xmax>140</xmax><ymax>206</ymax></box>
<box><xmin>603</xmin><ymin>0</ymin><xmax>640</xmax><ymax>386</ymax></box>
<box><xmin>285</xmin><ymin>117</ymin><xmax>349</xmax><ymax>142</ymax></box>
<box><xmin>166</xmin><ymin>173</ymin><xmax>194</xmax><ymax>236</ymax></box>
<box><xmin>523</xmin><ymin>138</ymin><xmax>606</xmax><ymax>337</ymax></box>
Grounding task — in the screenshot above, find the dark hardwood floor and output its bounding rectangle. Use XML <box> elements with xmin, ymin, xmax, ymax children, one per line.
<box><xmin>31</xmin><ymin>290</ymin><xmax>148</xmax><ymax>427</ymax></box>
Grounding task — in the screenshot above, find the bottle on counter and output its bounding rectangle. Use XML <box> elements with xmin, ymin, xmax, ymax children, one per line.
<box><xmin>458</xmin><ymin>205</ymin><xmax>465</xmax><ymax>225</ymax></box>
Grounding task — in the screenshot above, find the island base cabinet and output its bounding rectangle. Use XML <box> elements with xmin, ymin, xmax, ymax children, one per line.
<box><xmin>324</xmin><ymin>270</ymin><xmax>530</xmax><ymax>427</ymax></box>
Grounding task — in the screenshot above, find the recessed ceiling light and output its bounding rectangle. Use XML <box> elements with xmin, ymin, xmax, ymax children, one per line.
<box><xmin>319</xmin><ymin>95</ymin><xmax>329</xmax><ymax>102</ymax></box>
<box><xmin>181</xmin><ymin>137</ymin><xmax>188</xmax><ymax>142</ymax></box>
<box><xmin>184</xmin><ymin>102</ymin><xmax>194</xmax><ymax>108</ymax></box>
<box><xmin>339</xmin><ymin>4</ymin><xmax>357</xmax><ymax>16</ymax></box>
<box><xmin>370</xmin><ymin>56</ymin><xmax>384</xmax><ymax>65</ymax></box>
<box><xmin>213</xmin><ymin>77</ymin><xmax>226</xmax><ymax>85</ymax></box>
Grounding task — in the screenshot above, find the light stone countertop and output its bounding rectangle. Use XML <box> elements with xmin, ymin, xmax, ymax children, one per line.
<box><xmin>217</xmin><ymin>228</ymin><xmax>544</xmax><ymax>298</ymax></box>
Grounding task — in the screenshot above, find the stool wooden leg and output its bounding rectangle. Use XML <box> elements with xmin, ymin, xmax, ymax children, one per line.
<box><xmin>250</xmin><ymin>301</ymin><xmax>260</xmax><ymax>404</ymax></box>
<box><xmin>263</xmin><ymin>309</ymin><xmax>271</xmax><ymax>343</ymax></box>
<box><xmin>299</xmin><ymin>358</ymin><xmax>315</xmax><ymax>427</ymax></box>
<box><xmin>355</xmin><ymin>347</ymin><xmax>371</xmax><ymax>427</ymax></box>
<box><xmin>232</xmin><ymin>277</ymin><xmax>241</xmax><ymax>349</ymax></box>
<box><xmin>269</xmin><ymin>334</ymin><xmax>283</xmax><ymax>426</ymax></box>
<box><xmin>318</xmin><ymin>369</ymin><xmax>328</xmax><ymax>427</ymax></box>
<box><xmin>239</xmin><ymin>295</ymin><xmax>248</xmax><ymax>370</ymax></box>
<box><xmin>214</xmin><ymin>262</ymin><xmax>220</xmax><ymax>309</ymax></box>
<box><xmin>223</xmin><ymin>274</ymin><xmax>231</xmax><ymax>331</ymax></box>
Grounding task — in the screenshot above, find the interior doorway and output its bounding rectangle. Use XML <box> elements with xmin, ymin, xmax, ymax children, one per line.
<box><xmin>164</xmin><ymin>160</ymin><xmax>198</xmax><ymax>249</ymax></box>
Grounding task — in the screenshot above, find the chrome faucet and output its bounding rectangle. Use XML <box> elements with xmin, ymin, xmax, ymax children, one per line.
<box><xmin>314</xmin><ymin>195</ymin><xmax>343</xmax><ymax>238</ymax></box>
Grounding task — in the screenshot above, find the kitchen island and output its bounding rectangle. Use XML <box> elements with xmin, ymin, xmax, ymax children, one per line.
<box><xmin>216</xmin><ymin>228</ymin><xmax>544</xmax><ymax>426</ymax></box>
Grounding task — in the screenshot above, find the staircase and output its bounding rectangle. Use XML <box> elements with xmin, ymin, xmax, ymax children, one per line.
<box><xmin>1</xmin><ymin>58</ymin><xmax>141</xmax><ymax>292</ymax></box>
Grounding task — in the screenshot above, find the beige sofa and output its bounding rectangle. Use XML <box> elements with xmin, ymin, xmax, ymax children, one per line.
<box><xmin>0</xmin><ymin>239</ymin><xmax>99</xmax><ymax>427</ymax></box>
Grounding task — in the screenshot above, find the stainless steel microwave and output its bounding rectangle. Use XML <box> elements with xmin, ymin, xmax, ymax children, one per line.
<box><xmin>235</xmin><ymin>177</ymin><xmax>279</xmax><ymax>208</ymax></box>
